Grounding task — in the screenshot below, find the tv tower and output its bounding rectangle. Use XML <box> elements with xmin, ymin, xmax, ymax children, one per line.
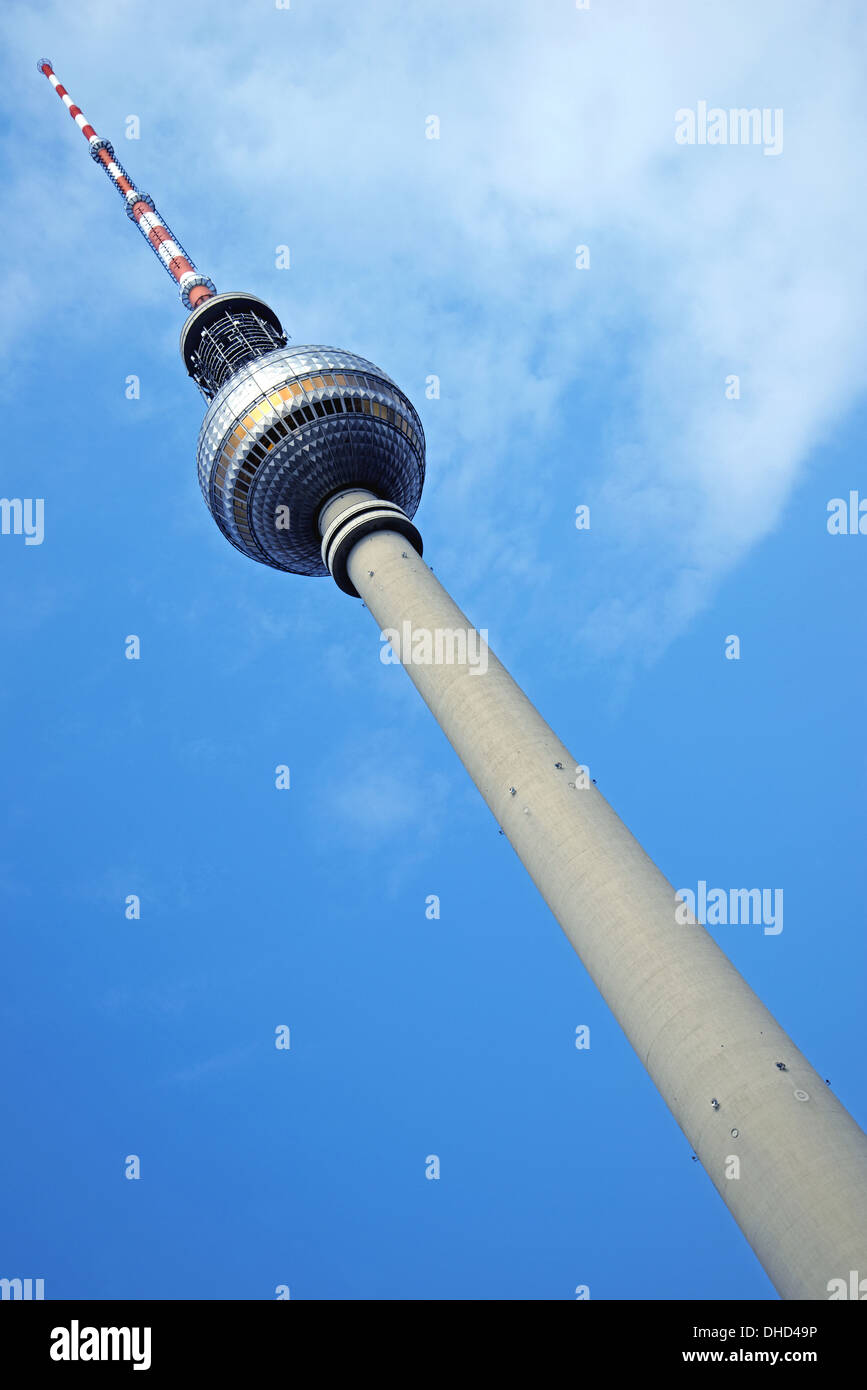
<box><xmin>39</xmin><ymin>60</ymin><xmax>867</xmax><ymax>1301</ymax></box>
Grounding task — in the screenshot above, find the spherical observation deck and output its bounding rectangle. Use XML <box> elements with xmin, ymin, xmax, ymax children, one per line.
<box><xmin>188</xmin><ymin>315</ymin><xmax>425</xmax><ymax>576</ymax></box>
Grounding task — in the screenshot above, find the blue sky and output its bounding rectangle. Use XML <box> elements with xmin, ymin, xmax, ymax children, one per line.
<box><xmin>1</xmin><ymin>0</ymin><xmax>865</xmax><ymax>1299</ymax></box>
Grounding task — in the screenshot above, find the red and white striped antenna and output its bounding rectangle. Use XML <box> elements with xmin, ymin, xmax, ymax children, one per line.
<box><xmin>37</xmin><ymin>59</ymin><xmax>216</xmax><ymax>311</ymax></box>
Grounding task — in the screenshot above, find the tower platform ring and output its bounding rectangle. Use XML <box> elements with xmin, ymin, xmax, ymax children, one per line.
<box><xmin>320</xmin><ymin>496</ymin><xmax>423</xmax><ymax>597</ymax></box>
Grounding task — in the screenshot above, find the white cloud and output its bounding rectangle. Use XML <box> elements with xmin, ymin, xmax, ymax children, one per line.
<box><xmin>6</xmin><ymin>0</ymin><xmax>866</xmax><ymax>659</ymax></box>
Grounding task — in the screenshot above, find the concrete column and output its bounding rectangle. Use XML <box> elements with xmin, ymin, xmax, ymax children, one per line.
<box><xmin>321</xmin><ymin>495</ymin><xmax>867</xmax><ymax>1300</ymax></box>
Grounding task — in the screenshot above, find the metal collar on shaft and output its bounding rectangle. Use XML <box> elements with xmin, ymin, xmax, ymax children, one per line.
<box><xmin>320</xmin><ymin>494</ymin><xmax>423</xmax><ymax>597</ymax></box>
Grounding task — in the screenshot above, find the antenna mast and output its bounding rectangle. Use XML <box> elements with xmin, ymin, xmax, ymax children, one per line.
<box><xmin>37</xmin><ymin>59</ymin><xmax>216</xmax><ymax>311</ymax></box>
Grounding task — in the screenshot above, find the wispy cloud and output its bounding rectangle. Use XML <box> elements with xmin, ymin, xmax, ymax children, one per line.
<box><xmin>160</xmin><ymin>1040</ymin><xmax>259</xmax><ymax>1086</ymax></box>
<box><xmin>5</xmin><ymin>0</ymin><xmax>866</xmax><ymax>662</ymax></box>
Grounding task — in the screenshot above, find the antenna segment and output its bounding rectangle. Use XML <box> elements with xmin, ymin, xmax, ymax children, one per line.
<box><xmin>37</xmin><ymin>59</ymin><xmax>216</xmax><ymax>310</ymax></box>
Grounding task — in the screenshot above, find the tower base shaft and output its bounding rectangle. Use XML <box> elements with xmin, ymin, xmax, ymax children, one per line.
<box><xmin>338</xmin><ymin>514</ymin><xmax>867</xmax><ymax>1300</ymax></box>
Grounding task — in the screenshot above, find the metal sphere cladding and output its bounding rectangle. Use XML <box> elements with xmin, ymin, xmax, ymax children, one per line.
<box><xmin>182</xmin><ymin>293</ymin><xmax>426</xmax><ymax>576</ymax></box>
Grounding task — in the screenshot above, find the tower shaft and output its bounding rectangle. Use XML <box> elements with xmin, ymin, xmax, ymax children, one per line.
<box><xmin>319</xmin><ymin>491</ymin><xmax>867</xmax><ymax>1301</ymax></box>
